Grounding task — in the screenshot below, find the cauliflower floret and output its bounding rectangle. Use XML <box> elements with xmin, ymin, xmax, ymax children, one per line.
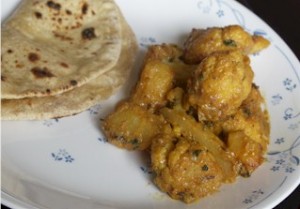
<box><xmin>187</xmin><ymin>50</ymin><xmax>254</xmax><ymax>121</ymax></box>
<box><xmin>221</xmin><ymin>85</ymin><xmax>270</xmax><ymax>176</ymax></box>
<box><xmin>151</xmin><ymin>134</ymin><xmax>223</xmax><ymax>203</ymax></box>
<box><xmin>182</xmin><ymin>25</ymin><xmax>270</xmax><ymax>64</ymax></box>
<box><xmin>221</xmin><ymin>85</ymin><xmax>270</xmax><ymax>152</ymax></box>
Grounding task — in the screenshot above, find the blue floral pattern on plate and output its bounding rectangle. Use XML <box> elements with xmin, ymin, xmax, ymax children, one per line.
<box><xmin>140</xmin><ymin>37</ymin><xmax>157</xmax><ymax>48</ymax></box>
<box><xmin>51</xmin><ymin>149</ymin><xmax>75</xmax><ymax>163</ymax></box>
<box><xmin>43</xmin><ymin>118</ymin><xmax>59</xmax><ymax>127</ymax></box>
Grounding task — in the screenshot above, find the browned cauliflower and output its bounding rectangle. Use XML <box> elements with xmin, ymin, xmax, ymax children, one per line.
<box><xmin>221</xmin><ymin>85</ymin><xmax>270</xmax><ymax>175</ymax></box>
<box><xmin>187</xmin><ymin>50</ymin><xmax>254</xmax><ymax>121</ymax></box>
<box><xmin>222</xmin><ymin>85</ymin><xmax>270</xmax><ymax>151</ymax></box>
<box><xmin>151</xmin><ymin>133</ymin><xmax>223</xmax><ymax>203</ymax></box>
<box><xmin>182</xmin><ymin>25</ymin><xmax>270</xmax><ymax>64</ymax></box>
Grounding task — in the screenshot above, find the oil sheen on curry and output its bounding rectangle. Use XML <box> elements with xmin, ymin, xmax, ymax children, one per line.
<box><xmin>103</xmin><ymin>25</ymin><xmax>270</xmax><ymax>203</ymax></box>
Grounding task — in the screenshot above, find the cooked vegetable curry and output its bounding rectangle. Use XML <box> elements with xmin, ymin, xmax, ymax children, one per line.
<box><xmin>102</xmin><ymin>25</ymin><xmax>270</xmax><ymax>203</ymax></box>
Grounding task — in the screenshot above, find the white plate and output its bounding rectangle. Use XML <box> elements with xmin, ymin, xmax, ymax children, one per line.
<box><xmin>1</xmin><ymin>0</ymin><xmax>300</xmax><ymax>209</ymax></box>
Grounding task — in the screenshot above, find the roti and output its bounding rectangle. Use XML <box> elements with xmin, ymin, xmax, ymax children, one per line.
<box><xmin>1</xmin><ymin>0</ymin><xmax>123</xmax><ymax>99</ymax></box>
<box><xmin>1</xmin><ymin>17</ymin><xmax>138</xmax><ymax>120</ymax></box>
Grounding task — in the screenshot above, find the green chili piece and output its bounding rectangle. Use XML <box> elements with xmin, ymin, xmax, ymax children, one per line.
<box><xmin>223</xmin><ymin>39</ymin><xmax>237</xmax><ymax>47</ymax></box>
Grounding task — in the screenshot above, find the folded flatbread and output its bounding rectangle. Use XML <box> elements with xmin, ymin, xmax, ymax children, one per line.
<box><xmin>1</xmin><ymin>9</ymin><xmax>137</xmax><ymax>120</ymax></box>
<box><xmin>1</xmin><ymin>17</ymin><xmax>138</xmax><ymax>120</ymax></box>
<box><xmin>1</xmin><ymin>0</ymin><xmax>123</xmax><ymax>99</ymax></box>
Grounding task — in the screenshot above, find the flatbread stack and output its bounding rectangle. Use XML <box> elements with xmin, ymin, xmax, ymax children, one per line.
<box><xmin>1</xmin><ymin>0</ymin><xmax>138</xmax><ymax>120</ymax></box>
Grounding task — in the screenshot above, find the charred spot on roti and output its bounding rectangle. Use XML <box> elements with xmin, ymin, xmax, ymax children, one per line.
<box><xmin>60</xmin><ymin>62</ymin><xmax>69</xmax><ymax>68</ymax></box>
<box><xmin>26</xmin><ymin>100</ymin><xmax>32</xmax><ymax>106</ymax></box>
<box><xmin>16</xmin><ymin>64</ymin><xmax>24</xmax><ymax>68</ymax></box>
<box><xmin>7</xmin><ymin>49</ymin><xmax>13</xmax><ymax>54</ymax></box>
<box><xmin>31</xmin><ymin>67</ymin><xmax>55</xmax><ymax>78</ymax></box>
<box><xmin>53</xmin><ymin>31</ymin><xmax>73</xmax><ymax>41</ymax></box>
<box><xmin>1</xmin><ymin>75</ymin><xmax>7</xmax><ymax>82</ymax></box>
<box><xmin>105</xmin><ymin>41</ymin><xmax>117</xmax><ymax>46</ymax></box>
<box><xmin>70</xmin><ymin>22</ymin><xmax>82</xmax><ymax>30</ymax></box>
<box><xmin>34</xmin><ymin>11</ymin><xmax>43</xmax><ymax>19</ymax></box>
<box><xmin>82</xmin><ymin>3</ymin><xmax>89</xmax><ymax>15</ymax></box>
<box><xmin>66</xmin><ymin>9</ymin><xmax>72</xmax><ymax>15</ymax></box>
<box><xmin>70</xmin><ymin>80</ymin><xmax>78</xmax><ymax>86</ymax></box>
<box><xmin>28</xmin><ymin>53</ymin><xmax>40</xmax><ymax>62</ymax></box>
<box><xmin>82</xmin><ymin>27</ymin><xmax>96</xmax><ymax>40</ymax></box>
<box><xmin>46</xmin><ymin>1</ymin><xmax>61</xmax><ymax>11</ymax></box>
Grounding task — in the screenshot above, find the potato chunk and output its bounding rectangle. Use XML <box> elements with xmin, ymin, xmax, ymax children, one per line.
<box><xmin>131</xmin><ymin>44</ymin><xmax>195</xmax><ymax>111</ymax></box>
<box><xmin>227</xmin><ymin>131</ymin><xmax>264</xmax><ymax>177</ymax></box>
<box><xmin>151</xmin><ymin>134</ymin><xmax>223</xmax><ymax>203</ymax></box>
<box><xmin>102</xmin><ymin>102</ymin><xmax>164</xmax><ymax>150</ymax></box>
<box><xmin>131</xmin><ymin>60</ymin><xmax>175</xmax><ymax>110</ymax></box>
<box><xmin>183</xmin><ymin>25</ymin><xmax>270</xmax><ymax>64</ymax></box>
<box><xmin>187</xmin><ymin>50</ymin><xmax>254</xmax><ymax>121</ymax></box>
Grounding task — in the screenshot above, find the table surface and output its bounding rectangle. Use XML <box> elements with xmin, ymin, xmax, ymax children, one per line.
<box><xmin>2</xmin><ymin>0</ymin><xmax>300</xmax><ymax>209</ymax></box>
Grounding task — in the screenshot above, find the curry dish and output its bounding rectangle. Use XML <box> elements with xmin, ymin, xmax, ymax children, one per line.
<box><xmin>102</xmin><ymin>25</ymin><xmax>270</xmax><ymax>203</ymax></box>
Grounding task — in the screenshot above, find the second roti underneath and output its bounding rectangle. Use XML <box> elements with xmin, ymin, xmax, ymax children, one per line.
<box><xmin>1</xmin><ymin>0</ymin><xmax>123</xmax><ymax>99</ymax></box>
<box><xmin>1</xmin><ymin>17</ymin><xmax>138</xmax><ymax>120</ymax></box>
